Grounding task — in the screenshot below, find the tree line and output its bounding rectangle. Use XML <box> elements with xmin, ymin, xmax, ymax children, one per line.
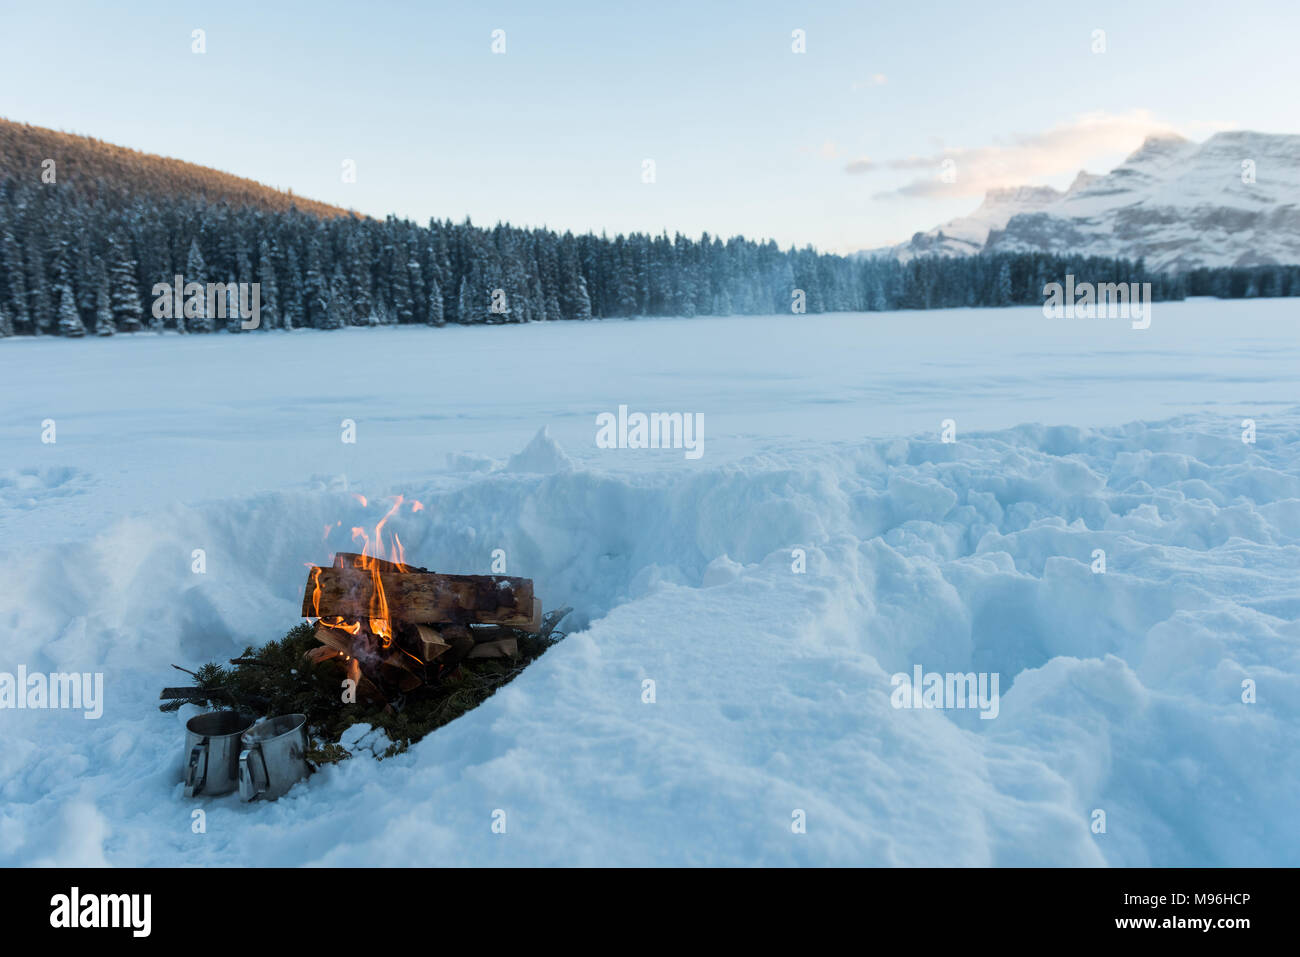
<box><xmin>0</xmin><ymin>175</ymin><xmax>1296</xmax><ymax>338</ymax></box>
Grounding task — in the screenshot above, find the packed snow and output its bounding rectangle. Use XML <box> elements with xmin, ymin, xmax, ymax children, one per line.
<box><xmin>1</xmin><ymin>299</ymin><xmax>1297</xmax><ymax>866</ymax></box>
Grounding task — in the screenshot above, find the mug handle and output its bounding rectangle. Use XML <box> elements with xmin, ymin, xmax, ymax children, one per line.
<box><xmin>238</xmin><ymin>743</ymin><xmax>267</xmax><ymax>802</ymax></box>
<box><xmin>184</xmin><ymin>739</ymin><xmax>208</xmax><ymax>797</ymax></box>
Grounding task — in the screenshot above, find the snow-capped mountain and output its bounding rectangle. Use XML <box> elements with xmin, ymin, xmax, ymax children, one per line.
<box><xmin>880</xmin><ymin>184</ymin><xmax>1070</xmax><ymax>260</ymax></box>
<box><xmin>874</xmin><ymin>131</ymin><xmax>1300</xmax><ymax>272</ymax></box>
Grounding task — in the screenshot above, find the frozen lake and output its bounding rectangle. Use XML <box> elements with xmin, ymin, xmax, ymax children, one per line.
<box><xmin>2</xmin><ymin>298</ymin><xmax>1297</xmax><ymax>547</ymax></box>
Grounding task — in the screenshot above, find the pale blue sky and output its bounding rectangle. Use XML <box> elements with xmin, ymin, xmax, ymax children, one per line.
<box><xmin>1</xmin><ymin>0</ymin><xmax>1296</xmax><ymax>252</ymax></box>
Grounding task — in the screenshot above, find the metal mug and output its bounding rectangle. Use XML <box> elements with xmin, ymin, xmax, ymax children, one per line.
<box><xmin>184</xmin><ymin>711</ymin><xmax>256</xmax><ymax>797</ymax></box>
<box><xmin>238</xmin><ymin>713</ymin><xmax>309</xmax><ymax>801</ymax></box>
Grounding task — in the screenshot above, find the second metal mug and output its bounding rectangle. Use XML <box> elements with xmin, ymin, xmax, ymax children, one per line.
<box><xmin>238</xmin><ymin>713</ymin><xmax>309</xmax><ymax>801</ymax></box>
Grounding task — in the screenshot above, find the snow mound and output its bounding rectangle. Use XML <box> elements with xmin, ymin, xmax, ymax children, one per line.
<box><xmin>0</xmin><ymin>411</ymin><xmax>1297</xmax><ymax>866</ymax></box>
<box><xmin>504</xmin><ymin>427</ymin><xmax>573</xmax><ymax>474</ymax></box>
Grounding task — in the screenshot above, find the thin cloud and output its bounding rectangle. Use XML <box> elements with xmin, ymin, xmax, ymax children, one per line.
<box><xmin>851</xmin><ymin>73</ymin><xmax>888</xmax><ymax>91</ymax></box>
<box><xmin>850</xmin><ymin>110</ymin><xmax>1196</xmax><ymax>197</ymax></box>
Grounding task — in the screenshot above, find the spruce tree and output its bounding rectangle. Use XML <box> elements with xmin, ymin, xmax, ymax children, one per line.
<box><xmin>225</xmin><ymin>282</ymin><xmax>244</xmax><ymax>333</ymax></box>
<box><xmin>257</xmin><ymin>239</ymin><xmax>279</xmax><ymax>330</ymax></box>
<box><xmin>95</xmin><ymin>284</ymin><xmax>115</xmax><ymax>336</ymax></box>
<box><xmin>57</xmin><ymin>284</ymin><xmax>86</xmax><ymax>337</ymax></box>
<box><xmin>29</xmin><ymin>247</ymin><xmax>52</xmax><ymax>335</ymax></box>
<box><xmin>571</xmin><ymin>271</ymin><xmax>593</xmax><ymax>321</ymax></box>
<box><xmin>427</xmin><ymin>276</ymin><xmax>444</xmax><ymax>326</ymax></box>
<box><xmin>994</xmin><ymin>262</ymin><xmax>1013</xmax><ymax>306</ymax></box>
<box><xmin>323</xmin><ymin>266</ymin><xmax>348</xmax><ymax>329</ymax></box>
<box><xmin>184</xmin><ymin>238</ymin><xmax>211</xmax><ymax>332</ymax></box>
<box><xmin>2</xmin><ymin>230</ymin><xmax>31</xmax><ymax>334</ymax></box>
<box><xmin>456</xmin><ymin>274</ymin><xmax>475</xmax><ymax>325</ymax></box>
<box><xmin>281</xmin><ymin>243</ymin><xmax>303</xmax><ymax>330</ymax></box>
<box><xmin>303</xmin><ymin>237</ymin><xmax>329</xmax><ymax>328</ymax></box>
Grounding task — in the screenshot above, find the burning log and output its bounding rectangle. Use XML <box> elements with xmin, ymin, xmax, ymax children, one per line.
<box><xmin>302</xmin><ymin>543</ymin><xmax>553</xmax><ymax>701</ymax></box>
<box><xmin>332</xmin><ymin>551</ymin><xmax>420</xmax><ymax>575</ymax></box>
<box><xmin>302</xmin><ymin>565</ymin><xmax>536</xmax><ymax>627</ymax></box>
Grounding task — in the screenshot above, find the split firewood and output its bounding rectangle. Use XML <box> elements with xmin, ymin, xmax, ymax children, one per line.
<box><xmin>346</xmin><ymin>656</ymin><xmax>386</xmax><ymax>706</ymax></box>
<box><xmin>464</xmin><ymin>624</ymin><xmax>522</xmax><ymax>643</ymax></box>
<box><xmin>302</xmin><ymin>565</ymin><xmax>535</xmax><ymax>626</ymax></box>
<box><xmin>435</xmin><ymin>635</ymin><xmax>477</xmax><ymax>674</ymax></box>
<box><xmin>414</xmin><ymin>624</ymin><xmax>451</xmax><ymax>664</ymax></box>
<box><xmin>467</xmin><ymin>638</ymin><xmax>518</xmax><ymax>659</ymax></box>
<box><xmin>303</xmin><ymin>646</ymin><xmax>343</xmax><ymax>665</ymax></box>
<box><xmin>524</xmin><ymin>598</ymin><xmax>542</xmax><ymax>632</ymax></box>
<box><xmin>466</xmin><ymin>605</ymin><xmax>567</xmax><ymax>644</ymax></box>
<box><xmin>314</xmin><ymin>621</ymin><xmax>359</xmax><ymax>655</ymax></box>
<box><xmin>381</xmin><ymin>659</ymin><xmax>425</xmax><ymax>693</ymax></box>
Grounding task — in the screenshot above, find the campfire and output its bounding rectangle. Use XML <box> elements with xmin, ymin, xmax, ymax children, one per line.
<box><xmin>301</xmin><ymin>497</ymin><xmax>544</xmax><ymax>707</ymax></box>
<box><xmin>161</xmin><ymin>497</ymin><xmax>569</xmax><ymax>763</ymax></box>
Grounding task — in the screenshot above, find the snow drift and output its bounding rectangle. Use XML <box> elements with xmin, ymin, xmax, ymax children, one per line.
<box><xmin>1</xmin><ymin>408</ymin><xmax>1296</xmax><ymax>866</ymax></box>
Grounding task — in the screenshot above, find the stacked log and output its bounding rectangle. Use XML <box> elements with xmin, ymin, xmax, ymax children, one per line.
<box><xmin>300</xmin><ymin>553</ymin><xmax>545</xmax><ymax>698</ymax></box>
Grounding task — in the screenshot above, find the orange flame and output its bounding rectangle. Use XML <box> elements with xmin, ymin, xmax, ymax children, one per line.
<box><xmin>341</xmin><ymin>495</ymin><xmax>410</xmax><ymax>648</ymax></box>
<box><xmin>311</xmin><ymin>494</ymin><xmax>423</xmax><ymax>651</ymax></box>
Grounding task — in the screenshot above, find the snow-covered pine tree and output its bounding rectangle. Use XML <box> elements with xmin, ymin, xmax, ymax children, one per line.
<box><xmin>528</xmin><ymin>273</ymin><xmax>546</xmax><ymax>322</ymax></box>
<box><xmin>184</xmin><ymin>238</ymin><xmax>211</xmax><ymax>332</ymax></box>
<box><xmin>75</xmin><ymin>241</ymin><xmax>97</xmax><ymax>317</ymax></box>
<box><xmin>225</xmin><ymin>281</ymin><xmax>244</xmax><ymax>333</ymax></box>
<box><xmin>427</xmin><ymin>276</ymin><xmax>444</xmax><ymax>326</ymax></box>
<box><xmin>28</xmin><ymin>246</ymin><xmax>53</xmax><ymax>335</ymax></box>
<box><xmin>571</xmin><ymin>270</ymin><xmax>593</xmax><ymax>321</ymax></box>
<box><xmin>57</xmin><ymin>283</ymin><xmax>86</xmax><ymax>337</ymax></box>
<box><xmin>389</xmin><ymin>246</ymin><xmax>415</xmax><ymax>324</ymax></box>
<box><xmin>2</xmin><ymin>230</ymin><xmax>31</xmax><ymax>334</ymax></box>
<box><xmin>0</xmin><ymin>299</ymin><xmax>11</xmax><ymax>337</ymax></box>
<box><xmin>347</xmin><ymin>247</ymin><xmax>373</xmax><ymax>325</ymax></box>
<box><xmin>456</xmin><ymin>274</ymin><xmax>474</xmax><ymax>325</ymax></box>
<box><xmin>994</xmin><ymin>261</ymin><xmax>1013</xmax><ymax>305</ymax></box>
<box><xmin>281</xmin><ymin>243</ymin><xmax>303</xmax><ymax>330</ymax></box>
<box><xmin>95</xmin><ymin>284</ymin><xmax>115</xmax><ymax>336</ymax></box>
<box><xmin>303</xmin><ymin>236</ymin><xmax>329</xmax><ymax>328</ymax></box>
<box><xmin>457</xmin><ymin>262</ymin><xmax>489</xmax><ymax>325</ymax></box>
<box><xmin>404</xmin><ymin>238</ymin><xmax>424</xmax><ymax>323</ymax></box>
<box><xmin>323</xmin><ymin>266</ymin><xmax>348</xmax><ymax>329</ymax></box>
<box><xmin>256</xmin><ymin>239</ymin><xmax>279</xmax><ymax>330</ymax></box>
<box><xmin>614</xmin><ymin>251</ymin><xmax>638</xmax><ymax>316</ymax></box>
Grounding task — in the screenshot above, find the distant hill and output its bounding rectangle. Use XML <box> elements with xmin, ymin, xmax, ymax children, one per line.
<box><xmin>0</xmin><ymin>117</ymin><xmax>357</xmax><ymax>220</ymax></box>
<box><xmin>866</xmin><ymin>131</ymin><xmax>1300</xmax><ymax>272</ymax></box>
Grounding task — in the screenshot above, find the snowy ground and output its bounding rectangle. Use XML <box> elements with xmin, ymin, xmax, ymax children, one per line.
<box><xmin>1</xmin><ymin>299</ymin><xmax>1297</xmax><ymax>866</ymax></box>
